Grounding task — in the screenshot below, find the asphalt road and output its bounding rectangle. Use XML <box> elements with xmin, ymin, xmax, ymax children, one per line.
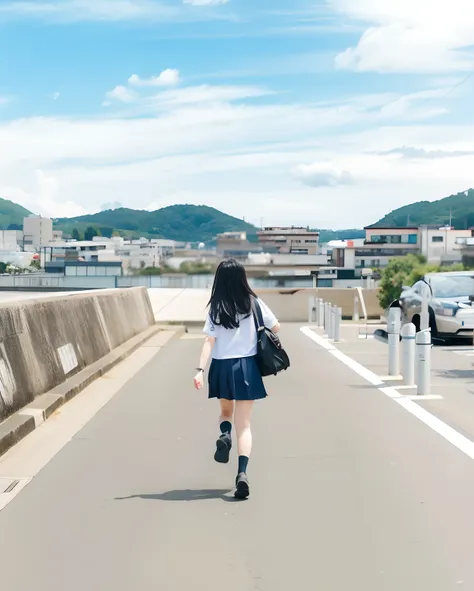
<box><xmin>1</xmin><ymin>325</ymin><xmax>474</xmax><ymax>589</ymax></box>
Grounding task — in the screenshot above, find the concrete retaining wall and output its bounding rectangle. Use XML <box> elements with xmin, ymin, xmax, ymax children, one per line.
<box><xmin>0</xmin><ymin>287</ymin><xmax>155</xmax><ymax>422</ymax></box>
<box><xmin>255</xmin><ymin>288</ymin><xmax>383</xmax><ymax>322</ymax></box>
<box><xmin>150</xmin><ymin>287</ymin><xmax>383</xmax><ymax>323</ymax></box>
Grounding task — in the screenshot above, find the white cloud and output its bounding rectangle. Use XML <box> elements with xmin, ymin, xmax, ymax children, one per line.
<box><xmin>128</xmin><ymin>69</ymin><xmax>180</xmax><ymax>87</ymax></box>
<box><xmin>35</xmin><ymin>170</ymin><xmax>88</xmax><ymax>218</ymax></box>
<box><xmin>49</xmin><ymin>92</ymin><xmax>61</xmax><ymax>101</ymax></box>
<box><xmin>183</xmin><ymin>0</ymin><xmax>228</xmax><ymax>5</ymax></box>
<box><xmin>0</xmin><ymin>96</ymin><xmax>9</xmax><ymax>105</ymax></box>
<box><xmin>376</xmin><ymin>147</ymin><xmax>474</xmax><ymax>159</ymax></box>
<box><xmin>2</xmin><ymin>81</ymin><xmax>474</xmax><ymax>228</ymax></box>
<box><xmin>149</xmin><ymin>84</ymin><xmax>274</xmax><ymax>106</ymax></box>
<box><xmin>104</xmin><ymin>85</ymin><xmax>139</xmax><ymax>104</ymax></box>
<box><xmin>331</xmin><ymin>0</ymin><xmax>474</xmax><ymax>73</ymax></box>
<box><xmin>101</xmin><ymin>201</ymin><xmax>123</xmax><ymax>210</ymax></box>
<box><xmin>292</xmin><ymin>163</ymin><xmax>354</xmax><ymax>187</ymax></box>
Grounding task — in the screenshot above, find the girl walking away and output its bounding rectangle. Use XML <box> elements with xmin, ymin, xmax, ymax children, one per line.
<box><xmin>194</xmin><ymin>259</ymin><xmax>280</xmax><ymax>500</ymax></box>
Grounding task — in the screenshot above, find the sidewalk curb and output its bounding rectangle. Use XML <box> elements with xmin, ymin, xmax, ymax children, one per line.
<box><xmin>0</xmin><ymin>325</ymin><xmax>185</xmax><ymax>458</ymax></box>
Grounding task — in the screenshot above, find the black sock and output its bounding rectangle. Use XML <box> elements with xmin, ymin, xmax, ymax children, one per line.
<box><xmin>238</xmin><ymin>455</ymin><xmax>249</xmax><ymax>474</ymax></box>
<box><xmin>220</xmin><ymin>421</ymin><xmax>232</xmax><ymax>435</ymax></box>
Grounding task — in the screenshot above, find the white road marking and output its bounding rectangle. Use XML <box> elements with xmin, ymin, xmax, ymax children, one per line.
<box><xmin>378</xmin><ymin>375</ymin><xmax>403</xmax><ymax>381</ymax></box>
<box><xmin>398</xmin><ymin>395</ymin><xmax>443</xmax><ymax>401</ymax></box>
<box><xmin>0</xmin><ymin>342</ymin><xmax>164</xmax><ymax>512</ymax></box>
<box><xmin>301</xmin><ymin>326</ymin><xmax>474</xmax><ymax>460</ymax></box>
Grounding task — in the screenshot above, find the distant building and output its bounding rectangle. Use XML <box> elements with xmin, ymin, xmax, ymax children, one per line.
<box><xmin>332</xmin><ymin>225</ymin><xmax>472</xmax><ymax>277</ymax></box>
<box><xmin>216</xmin><ymin>232</ymin><xmax>262</xmax><ymax>260</ymax></box>
<box><xmin>257</xmin><ymin>227</ymin><xmax>320</xmax><ymax>255</ymax></box>
<box><xmin>41</xmin><ymin>240</ymin><xmax>122</xmax><ymax>275</ymax></box>
<box><xmin>0</xmin><ymin>230</ymin><xmax>23</xmax><ymax>251</ymax></box>
<box><xmin>23</xmin><ymin>215</ymin><xmax>53</xmax><ymax>250</ymax></box>
<box><xmin>116</xmin><ymin>238</ymin><xmax>176</xmax><ymax>271</ymax></box>
<box><xmin>419</xmin><ymin>225</ymin><xmax>472</xmax><ymax>264</ymax></box>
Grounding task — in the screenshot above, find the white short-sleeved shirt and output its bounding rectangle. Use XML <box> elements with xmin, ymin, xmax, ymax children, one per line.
<box><xmin>203</xmin><ymin>299</ymin><xmax>278</xmax><ymax>360</ymax></box>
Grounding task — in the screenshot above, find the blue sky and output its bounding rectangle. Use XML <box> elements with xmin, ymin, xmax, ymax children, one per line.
<box><xmin>1</xmin><ymin>0</ymin><xmax>474</xmax><ymax>228</ymax></box>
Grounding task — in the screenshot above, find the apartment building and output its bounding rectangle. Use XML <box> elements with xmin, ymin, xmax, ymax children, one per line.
<box><xmin>257</xmin><ymin>227</ymin><xmax>320</xmax><ymax>255</ymax></box>
<box><xmin>23</xmin><ymin>215</ymin><xmax>53</xmax><ymax>250</ymax></box>
<box><xmin>216</xmin><ymin>232</ymin><xmax>262</xmax><ymax>260</ymax></box>
<box><xmin>332</xmin><ymin>225</ymin><xmax>472</xmax><ymax>277</ymax></box>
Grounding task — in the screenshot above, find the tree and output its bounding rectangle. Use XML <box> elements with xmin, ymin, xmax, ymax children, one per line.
<box><xmin>72</xmin><ymin>228</ymin><xmax>81</xmax><ymax>241</ymax></box>
<box><xmin>138</xmin><ymin>266</ymin><xmax>162</xmax><ymax>276</ymax></box>
<box><xmin>84</xmin><ymin>226</ymin><xmax>98</xmax><ymax>241</ymax></box>
<box><xmin>30</xmin><ymin>260</ymin><xmax>41</xmax><ymax>271</ymax></box>
<box><xmin>377</xmin><ymin>254</ymin><xmax>426</xmax><ymax>310</ymax></box>
<box><xmin>99</xmin><ymin>227</ymin><xmax>113</xmax><ymax>238</ymax></box>
<box><xmin>179</xmin><ymin>261</ymin><xmax>215</xmax><ymax>275</ymax></box>
<box><xmin>378</xmin><ymin>255</ymin><xmax>471</xmax><ymax>310</ymax></box>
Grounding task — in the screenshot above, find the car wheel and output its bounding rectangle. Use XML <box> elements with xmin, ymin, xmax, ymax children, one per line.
<box><xmin>428</xmin><ymin>309</ymin><xmax>438</xmax><ymax>338</ymax></box>
<box><xmin>412</xmin><ymin>314</ymin><xmax>421</xmax><ymax>332</ymax></box>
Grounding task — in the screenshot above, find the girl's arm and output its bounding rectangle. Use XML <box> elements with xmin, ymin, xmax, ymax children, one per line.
<box><xmin>194</xmin><ymin>336</ymin><xmax>216</xmax><ymax>390</ymax></box>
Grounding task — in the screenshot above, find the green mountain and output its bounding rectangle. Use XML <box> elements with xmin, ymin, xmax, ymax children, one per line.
<box><xmin>56</xmin><ymin>204</ymin><xmax>257</xmax><ymax>243</ymax></box>
<box><xmin>0</xmin><ymin>197</ymin><xmax>32</xmax><ymax>229</ymax></box>
<box><xmin>371</xmin><ymin>189</ymin><xmax>474</xmax><ymax>228</ymax></box>
<box><xmin>316</xmin><ymin>229</ymin><xmax>365</xmax><ymax>243</ymax></box>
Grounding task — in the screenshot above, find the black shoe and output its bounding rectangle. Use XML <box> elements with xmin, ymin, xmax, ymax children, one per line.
<box><xmin>234</xmin><ymin>473</ymin><xmax>250</xmax><ymax>499</ymax></box>
<box><xmin>214</xmin><ymin>433</ymin><xmax>232</xmax><ymax>464</ymax></box>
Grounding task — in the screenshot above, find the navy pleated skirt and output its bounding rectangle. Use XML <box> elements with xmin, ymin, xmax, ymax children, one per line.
<box><xmin>208</xmin><ymin>355</ymin><xmax>267</xmax><ymax>401</ymax></box>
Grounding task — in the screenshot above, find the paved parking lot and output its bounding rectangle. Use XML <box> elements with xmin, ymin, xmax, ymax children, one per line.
<box><xmin>315</xmin><ymin>323</ymin><xmax>474</xmax><ymax>443</ymax></box>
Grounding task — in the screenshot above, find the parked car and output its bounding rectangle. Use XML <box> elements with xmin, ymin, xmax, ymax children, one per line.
<box><xmin>399</xmin><ymin>271</ymin><xmax>474</xmax><ymax>342</ymax></box>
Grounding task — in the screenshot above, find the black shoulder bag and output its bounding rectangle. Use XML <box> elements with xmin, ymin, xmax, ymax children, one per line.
<box><xmin>251</xmin><ymin>298</ymin><xmax>290</xmax><ymax>377</ymax></box>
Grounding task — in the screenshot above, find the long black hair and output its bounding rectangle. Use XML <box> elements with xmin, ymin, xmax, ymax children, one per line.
<box><xmin>209</xmin><ymin>259</ymin><xmax>257</xmax><ymax>329</ymax></box>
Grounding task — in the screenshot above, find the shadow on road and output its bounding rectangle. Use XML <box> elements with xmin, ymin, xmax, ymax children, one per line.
<box><xmin>434</xmin><ymin>369</ymin><xmax>474</xmax><ymax>381</ymax></box>
<box><xmin>116</xmin><ymin>489</ymin><xmax>240</xmax><ymax>503</ymax></box>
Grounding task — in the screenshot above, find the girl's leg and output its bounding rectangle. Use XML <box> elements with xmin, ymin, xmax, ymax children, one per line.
<box><xmin>219</xmin><ymin>399</ymin><xmax>234</xmax><ymax>426</ymax></box>
<box><xmin>234</xmin><ymin>400</ymin><xmax>254</xmax><ymax>471</ymax></box>
<box><xmin>214</xmin><ymin>399</ymin><xmax>234</xmax><ymax>464</ymax></box>
<box><xmin>234</xmin><ymin>400</ymin><xmax>254</xmax><ymax>499</ymax></box>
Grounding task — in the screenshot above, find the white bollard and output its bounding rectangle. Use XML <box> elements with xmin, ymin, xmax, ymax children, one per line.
<box><xmin>416</xmin><ymin>329</ymin><xmax>431</xmax><ymax>395</ymax></box>
<box><xmin>317</xmin><ymin>299</ymin><xmax>324</xmax><ymax>328</ymax></box>
<box><xmin>326</xmin><ymin>304</ymin><xmax>332</xmax><ymax>337</ymax></box>
<box><xmin>334</xmin><ymin>307</ymin><xmax>342</xmax><ymax>342</ymax></box>
<box><xmin>401</xmin><ymin>323</ymin><xmax>416</xmax><ymax>386</ymax></box>
<box><xmin>420</xmin><ymin>282</ymin><xmax>431</xmax><ymax>331</ymax></box>
<box><xmin>324</xmin><ymin>302</ymin><xmax>330</xmax><ymax>333</ymax></box>
<box><xmin>308</xmin><ymin>295</ymin><xmax>316</xmax><ymax>324</ymax></box>
<box><xmin>387</xmin><ymin>307</ymin><xmax>402</xmax><ymax>377</ymax></box>
<box><xmin>353</xmin><ymin>293</ymin><xmax>360</xmax><ymax>322</ymax></box>
<box><xmin>328</xmin><ymin>305</ymin><xmax>335</xmax><ymax>339</ymax></box>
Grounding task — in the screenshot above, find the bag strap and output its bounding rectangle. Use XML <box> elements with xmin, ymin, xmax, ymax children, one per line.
<box><xmin>251</xmin><ymin>297</ymin><xmax>265</xmax><ymax>332</ymax></box>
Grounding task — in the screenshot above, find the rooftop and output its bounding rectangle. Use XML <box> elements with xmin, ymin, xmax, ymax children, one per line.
<box><xmin>43</xmin><ymin>241</ymin><xmax>112</xmax><ymax>248</ymax></box>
